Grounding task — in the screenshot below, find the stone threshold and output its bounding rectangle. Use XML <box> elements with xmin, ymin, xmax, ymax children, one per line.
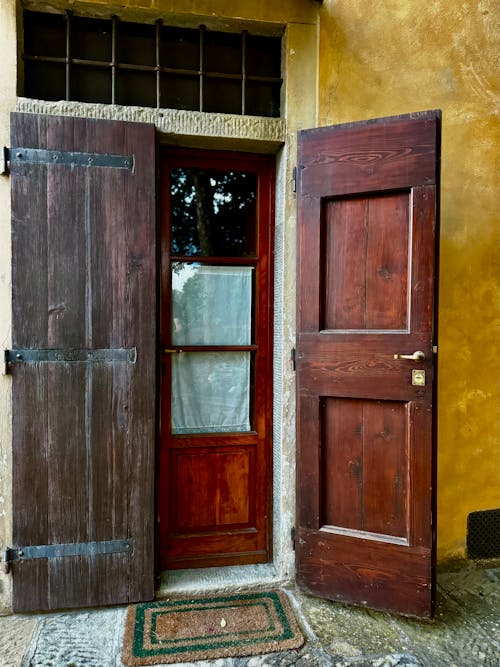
<box><xmin>157</xmin><ymin>563</ymin><xmax>288</xmax><ymax>597</ymax></box>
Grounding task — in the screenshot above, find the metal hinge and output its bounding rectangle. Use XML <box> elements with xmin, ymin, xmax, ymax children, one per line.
<box><xmin>291</xmin><ymin>347</ymin><xmax>296</xmax><ymax>371</ymax></box>
<box><xmin>2</xmin><ymin>539</ymin><xmax>132</xmax><ymax>574</ymax></box>
<box><xmin>0</xmin><ymin>146</ymin><xmax>134</xmax><ymax>175</ymax></box>
<box><xmin>4</xmin><ymin>347</ymin><xmax>137</xmax><ymax>375</ymax></box>
<box><xmin>291</xmin><ymin>527</ymin><xmax>296</xmax><ymax>550</ymax></box>
<box><xmin>292</xmin><ymin>166</ymin><xmax>297</xmax><ymax>193</ymax></box>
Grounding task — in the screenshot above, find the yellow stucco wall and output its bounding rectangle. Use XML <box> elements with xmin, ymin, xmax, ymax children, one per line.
<box><xmin>317</xmin><ymin>0</ymin><xmax>500</xmax><ymax>560</ymax></box>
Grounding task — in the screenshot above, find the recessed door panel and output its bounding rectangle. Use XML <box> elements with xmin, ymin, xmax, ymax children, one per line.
<box><xmin>321</xmin><ymin>398</ymin><xmax>408</xmax><ymax>540</ymax></box>
<box><xmin>323</xmin><ymin>193</ymin><xmax>410</xmax><ymax>331</ymax></box>
<box><xmin>171</xmin><ymin>448</ymin><xmax>254</xmax><ymax>531</ymax></box>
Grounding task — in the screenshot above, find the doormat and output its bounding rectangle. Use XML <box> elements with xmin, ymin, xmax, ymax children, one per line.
<box><xmin>121</xmin><ymin>590</ymin><xmax>304</xmax><ymax>665</ymax></box>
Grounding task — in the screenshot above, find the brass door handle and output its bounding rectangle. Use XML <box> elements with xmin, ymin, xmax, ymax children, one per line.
<box><xmin>163</xmin><ymin>348</ymin><xmax>183</xmax><ymax>354</ymax></box>
<box><xmin>393</xmin><ymin>350</ymin><xmax>425</xmax><ymax>361</ymax></box>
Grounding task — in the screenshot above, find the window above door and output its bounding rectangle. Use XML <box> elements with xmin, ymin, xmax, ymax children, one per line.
<box><xmin>22</xmin><ymin>10</ymin><xmax>283</xmax><ymax>117</ymax></box>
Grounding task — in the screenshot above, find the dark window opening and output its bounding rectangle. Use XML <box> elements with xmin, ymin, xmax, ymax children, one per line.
<box><xmin>23</xmin><ymin>10</ymin><xmax>283</xmax><ymax>118</ymax></box>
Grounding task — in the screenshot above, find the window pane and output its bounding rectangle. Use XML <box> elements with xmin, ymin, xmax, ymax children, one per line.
<box><xmin>71</xmin><ymin>66</ymin><xmax>111</xmax><ymax>104</ymax></box>
<box><xmin>246</xmin><ymin>81</ymin><xmax>281</xmax><ymax>118</ymax></box>
<box><xmin>205</xmin><ymin>31</ymin><xmax>241</xmax><ymax>75</ymax></box>
<box><xmin>246</xmin><ymin>35</ymin><xmax>281</xmax><ymax>78</ymax></box>
<box><xmin>24</xmin><ymin>11</ymin><xmax>66</xmax><ymax>58</ymax></box>
<box><xmin>25</xmin><ymin>61</ymin><xmax>66</xmax><ymax>101</ymax></box>
<box><xmin>172</xmin><ymin>264</ymin><xmax>253</xmax><ymax>345</ymax></box>
<box><xmin>116</xmin><ymin>70</ymin><xmax>156</xmax><ymax>107</ymax></box>
<box><xmin>170</xmin><ymin>168</ymin><xmax>257</xmax><ymax>257</ymax></box>
<box><xmin>204</xmin><ymin>78</ymin><xmax>242</xmax><ymax>115</ymax></box>
<box><xmin>161</xmin><ymin>26</ymin><xmax>199</xmax><ymax>70</ymax></box>
<box><xmin>172</xmin><ymin>352</ymin><xmax>250</xmax><ymax>434</ymax></box>
<box><xmin>72</xmin><ymin>17</ymin><xmax>112</xmax><ymax>62</ymax></box>
<box><xmin>161</xmin><ymin>74</ymin><xmax>199</xmax><ymax>111</ymax></box>
<box><xmin>117</xmin><ymin>21</ymin><xmax>156</xmax><ymax>66</ymax></box>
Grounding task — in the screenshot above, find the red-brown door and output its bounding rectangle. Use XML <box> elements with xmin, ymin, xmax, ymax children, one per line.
<box><xmin>158</xmin><ymin>148</ymin><xmax>274</xmax><ymax>570</ymax></box>
<box><xmin>296</xmin><ymin>111</ymin><xmax>440</xmax><ymax>617</ymax></box>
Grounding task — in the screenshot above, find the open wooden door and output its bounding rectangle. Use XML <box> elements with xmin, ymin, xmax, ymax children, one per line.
<box><xmin>296</xmin><ymin>111</ymin><xmax>440</xmax><ymax>617</ymax></box>
<box><xmin>8</xmin><ymin>113</ymin><xmax>156</xmax><ymax>612</ymax></box>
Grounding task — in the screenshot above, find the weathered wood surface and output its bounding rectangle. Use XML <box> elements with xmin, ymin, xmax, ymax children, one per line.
<box><xmin>11</xmin><ymin>112</ymin><xmax>156</xmax><ymax>612</ymax></box>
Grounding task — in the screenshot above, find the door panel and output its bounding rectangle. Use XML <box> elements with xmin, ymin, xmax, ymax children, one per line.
<box><xmin>10</xmin><ymin>112</ymin><xmax>156</xmax><ymax>612</ymax></box>
<box><xmin>322</xmin><ymin>398</ymin><xmax>408</xmax><ymax>539</ymax></box>
<box><xmin>324</xmin><ymin>193</ymin><xmax>410</xmax><ymax>331</ymax></box>
<box><xmin>159</xmin><ymin>148</ymin><xmax>274</xmax><ymax>570</ymax></box>
<box><xmin>296</xmin><ymin>111</ymin><xmax>440</xmax><ymax>618</ymax></box>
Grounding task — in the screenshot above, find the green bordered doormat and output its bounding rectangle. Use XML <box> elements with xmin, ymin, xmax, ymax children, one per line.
<box><xmin>122</xmin><ymin>590</ymin><xmax>304</xmax><ymax>665</ymax></box>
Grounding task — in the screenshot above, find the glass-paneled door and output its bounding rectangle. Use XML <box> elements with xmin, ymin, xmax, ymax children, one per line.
<box><xmin>159</xmin><ymin>148</ymin><xmax>274</xmax><ymax>569</ymax></box>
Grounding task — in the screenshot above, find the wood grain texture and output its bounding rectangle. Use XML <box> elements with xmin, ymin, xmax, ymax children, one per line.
<box><xmin>10</xmin><ymin>112</ymin><xmax>156</xmax><ymax>611</ymax></box>
<box><xmin>296</xmin><ymin>111</ymin><xmax>440</xmax><ymax>618</ymax></box>
<box><xmin>323</xmin><ymin>193</ymin><xmax>409</xmax><ymax>330</ymax></box>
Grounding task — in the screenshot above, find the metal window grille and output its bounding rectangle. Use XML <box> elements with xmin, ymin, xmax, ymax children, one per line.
<box><xmin>23</xmin><ymin>11</ymin><xmax>283</xmax><ymax>118</ymax></box>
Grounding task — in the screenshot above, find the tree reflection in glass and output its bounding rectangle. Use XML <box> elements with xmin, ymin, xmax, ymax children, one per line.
<box><xmin>170</xmin><ymin>168</ymin><xmax>257</xmax><ymax>256</ymax></box>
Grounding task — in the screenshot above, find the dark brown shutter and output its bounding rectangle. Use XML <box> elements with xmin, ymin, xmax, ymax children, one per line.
<box><xmin>296</xmin><ymin>111</ymin><xmax>440</xmax><ymax>617</ymax></box>
<box><xmin>10</xmin><ymin>113</ymin><xmax>156</xmax><ymax>612</ymax></box>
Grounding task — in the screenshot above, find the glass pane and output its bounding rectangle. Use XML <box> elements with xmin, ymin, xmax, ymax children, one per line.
<box><xmin>246</xmin><ymin>35</ymin><xmax>281</xmax><ymax>78</ymax></box>
<box><xmin>205</xmin><ymin>31</ymin><xmax>241</xmax><ymax>75</ymax></box>
<box><xmin>204</xmin><ymin>78</ymin><xmax>242</xmax><ymax>115</ymax></box>
<box><xmin>72</xmin><ymin>17</ymin><xmax>112</xmax><ymax>62</ymax></box>
<box><xmin>24</xmin><ymin>61</ymin><xmax>66</xmax><ymax>101</ymax></box>
<box><xmin>116</xmin><ymin>70</ymin><xmax>156</xmax><ymax>107</ymax></box>
<box><xmin>172</xmin><ymin>352</ymin><xmax>250</xmax><ymax>434</ymax></box>
<box><xmin>161</xmin><ymin>26</ymin><xmax>199</xmax><ymax>70</ymax></box>
<box><xmin>246</xmin><ymin>81</ymin><xmax>281</xmax><ymax>118</ymax></box>
<box><xmin>161</xmin><ymin>74</ymin><xmax>199</xmax><ymax>111</ymax></box>
<box><xmin>172</xmin><ymin>264</ymin><xmax>253</xmax><ymax>345</ymax></box>
<box><xmin>117</xmin><ymin>22</ymin><xmax>156</xmax><ymax>67</ymax></box>
<box><xmin>171</xmin><ymin>168</ymin><xmax>257</xmax><ymax>257</ymax></box>
<box><xmin>72</xmin><ymin>66</ymin><xmax>111</xmax><ymax>104</ymax></box>
<box><xmin>24</xmin><ymin>11</ymin><xmax>66</xmax><ymax>58</ymax></box>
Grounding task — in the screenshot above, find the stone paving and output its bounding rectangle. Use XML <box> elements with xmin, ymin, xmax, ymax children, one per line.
<box><xmin>0</xmin><ymin>562</ymin><xmax>498</xmax><ymax>667</ymax></box>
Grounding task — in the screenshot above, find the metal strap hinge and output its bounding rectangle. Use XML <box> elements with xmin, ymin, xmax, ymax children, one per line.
<box><xmin>1</xmin><ymin>146</ymin><xmax>134</xmax><ymax>175</ymax></box>
<box><xmin>4</xmin><ymin>347</ymin><xmax>137</xmax><ymax>374</ymax></box>
<box><xmin>2</xmin><ymin>539</ymin><xmax>132</xmax><ymax>574</ymax></box>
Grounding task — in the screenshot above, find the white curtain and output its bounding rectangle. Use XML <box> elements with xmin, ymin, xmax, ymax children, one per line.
<box><xmin>171</xmin><ymin>265</ymin><xmax>253</xmax><ymax>434</ymax></box>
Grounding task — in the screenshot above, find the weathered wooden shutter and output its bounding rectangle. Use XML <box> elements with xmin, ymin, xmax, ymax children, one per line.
<box><xmin>296</xmin><ymin>111</ymin><xmax>440</xmax><ymax>617</ymax></box>
<box><xmin>8</xmin><ymin>113</ymin><xmax>156</xmax><ymax>612</ymax></box>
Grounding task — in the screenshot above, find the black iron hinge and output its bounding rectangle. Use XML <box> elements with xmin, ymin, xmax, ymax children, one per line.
<box><xmin>292</xmin><ymin>166</ymin><xmax>297</xmax><ymax>193</ymax></box>
<box><xmin>3</xmin><ymin>347</ymin><xmax>137</xmax><ymax>375</ymax></box>
<box><xmin>291</xmin><ymin>527</ymin><xmax>296</xmax><ymax>551</ymax></box>
<box><xmin>291</xmin><ymin>347</ymin><xmax>296</xmax><ymax>371</ymax></box>
<box><xmin>0</xmin><ymin>146</ymin><xmax>134</xmax><ymax>175</ymax></box>
<box><xmin>2</xmin><ymin>539</ymin><xmax>132</xmax><ymax>574</ymax></box>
